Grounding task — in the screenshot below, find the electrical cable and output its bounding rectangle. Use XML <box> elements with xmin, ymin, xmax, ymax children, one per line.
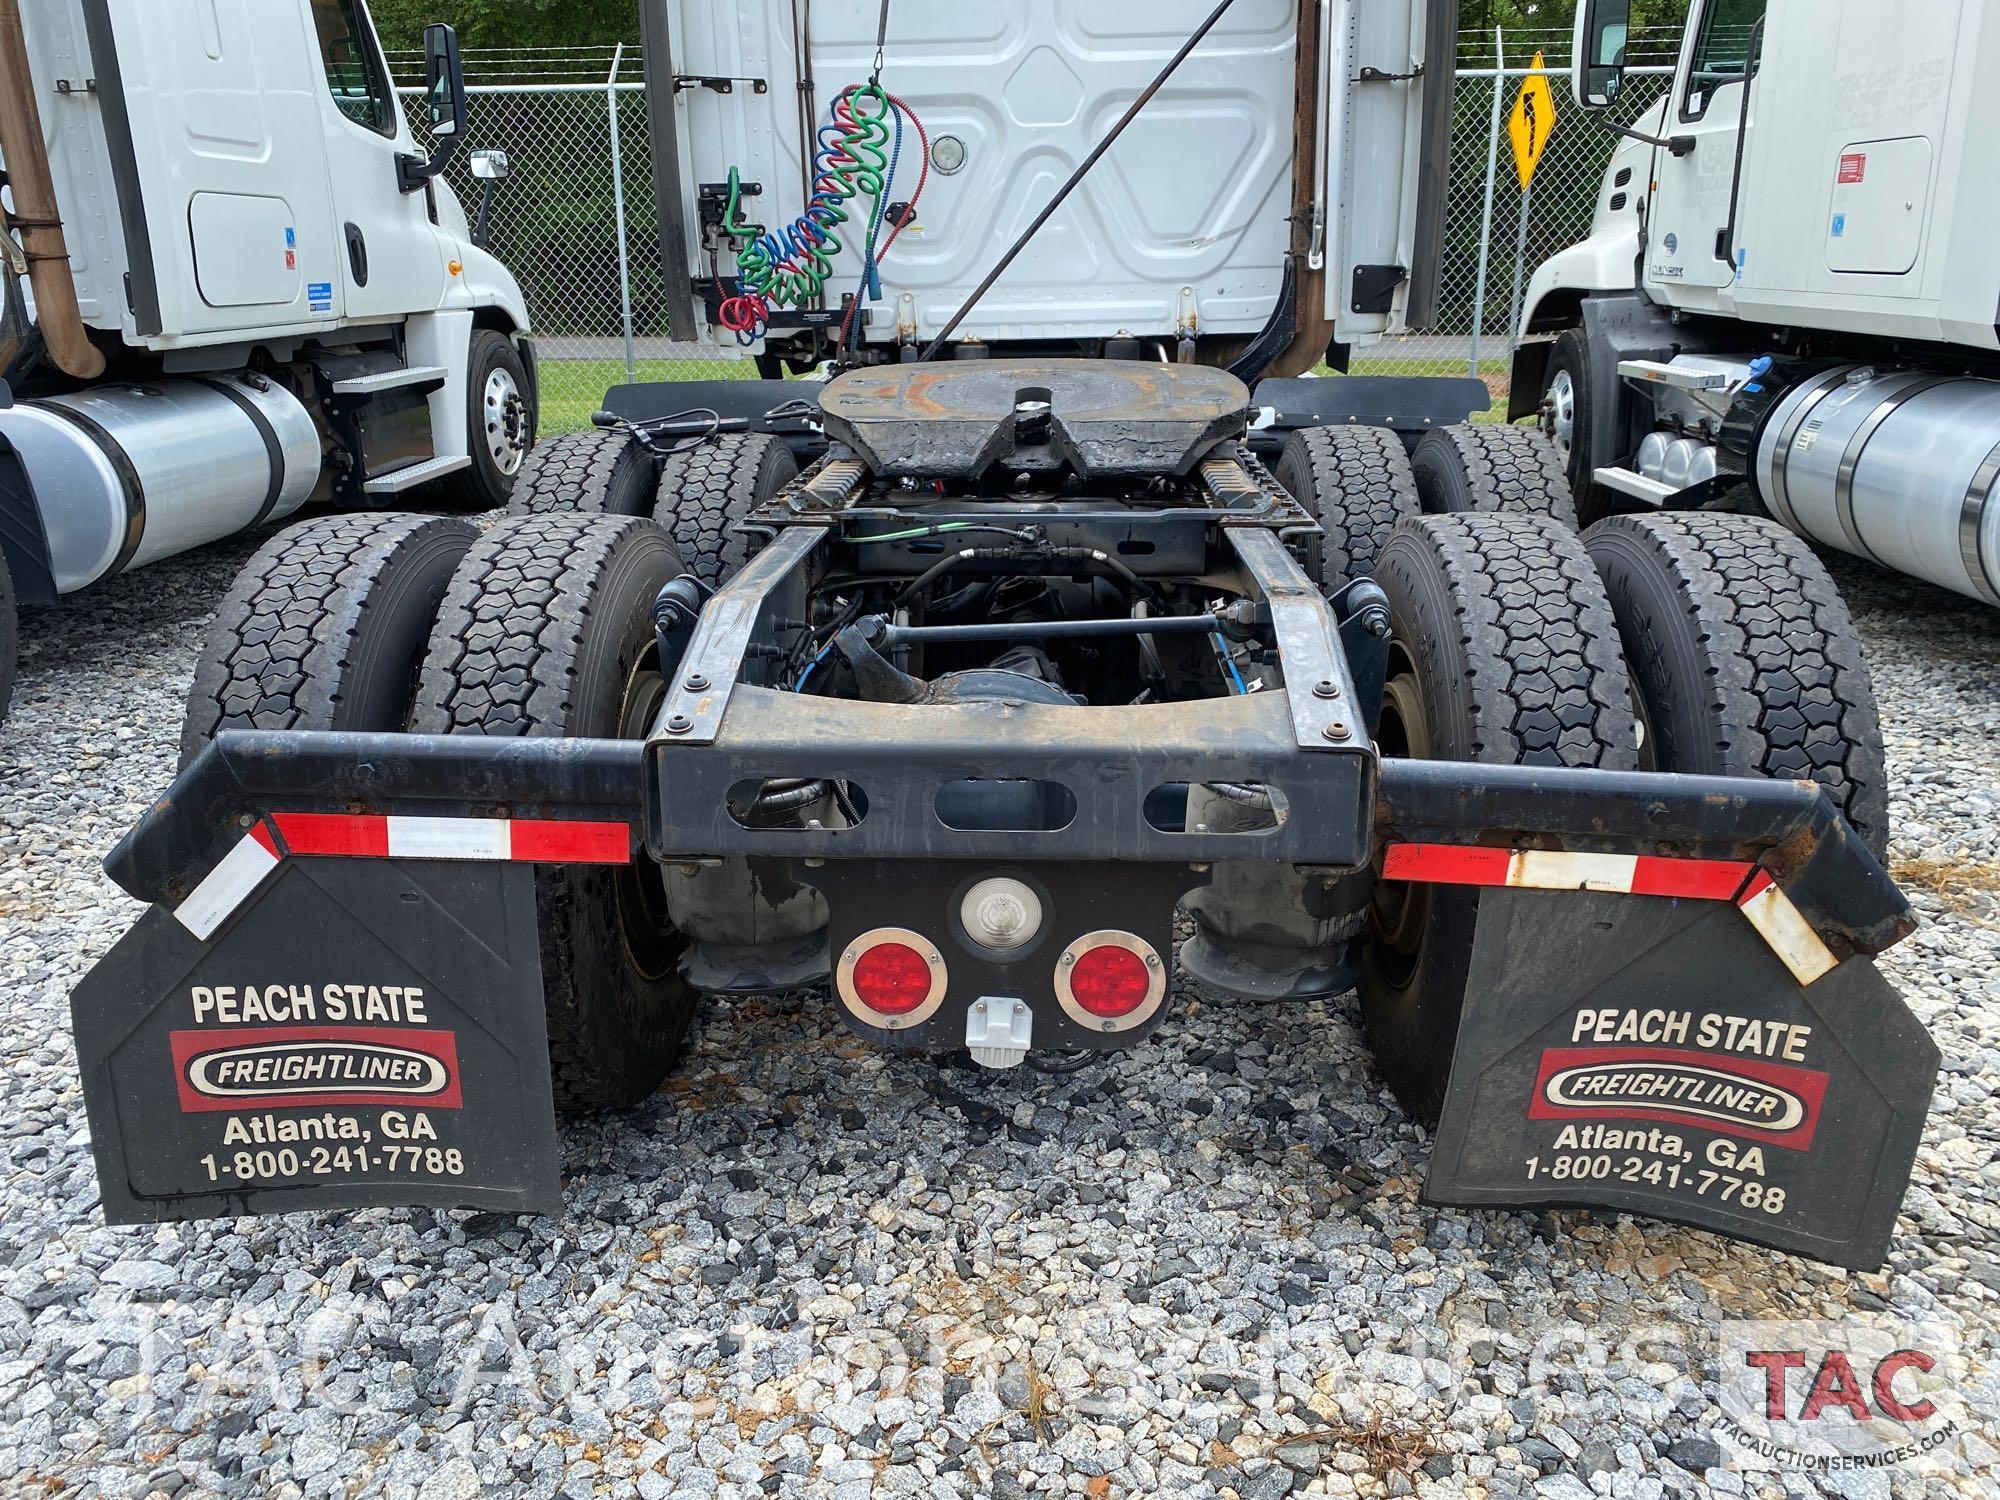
<box><xmin>717</xmin><ymin>84</ymin><xmax>891</xmax><ymax>339</ymax></box>
<box><xmin>715</xmin><ymin>8</ymin><xmax>927</xmax><ymax>353</ymax></box>
<box><xmin>836</xmin><ymin>92</ymin><xmax>929</xmax><ymax>359</ymax></box>
<box><xmin>1024</xmin><ymin>1051</ymin><xmax>1099</xmax><ymax>1075</ymax></box>
<box><xmin>1212</xmin><ymin>633</ymin><xmax>1249</xmax><ymax>694</ymax></box>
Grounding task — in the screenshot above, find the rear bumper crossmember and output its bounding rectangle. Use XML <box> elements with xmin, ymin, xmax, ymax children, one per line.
<box><xmin>110</xmin><ymin>728</ymin><xmax>1912</xmax><ymax>977</ymax></box>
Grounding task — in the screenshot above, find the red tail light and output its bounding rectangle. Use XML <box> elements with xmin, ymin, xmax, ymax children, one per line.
<box><xmin>836</xmin><ymin>927</ymin><xmax>947</xmax><ymax>1028</ymax></box>
<box><xmin>852</xmin><ymin>942</ymin><xmax>931</xmax><ymax>1014</ymax></box>
<box><xmin>1054</xmin><ymin>931</ymin><xmax>1166</xmax><ymax>1032</ymax></box>
<box><xmin>1069</xmin><ymin>945</ymin><xmax>1151</xmax><ymax>1016</ymax></box>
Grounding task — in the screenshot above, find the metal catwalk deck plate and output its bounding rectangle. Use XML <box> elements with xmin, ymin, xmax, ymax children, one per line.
<box><xmin>816</xmin><ymin>360</ymin><xmax>1250</xmax><ymax>479</ymax></box>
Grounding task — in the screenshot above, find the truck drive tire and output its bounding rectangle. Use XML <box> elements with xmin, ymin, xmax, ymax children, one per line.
<box><xmin>179</xmin><ymin>513</ymin><xmax>477</xmax><ymax>768</ymax></box>
<box><xmin>1273</xmin><ymin>425</ymin><xmax>1421</xmax><ymax>589</ymax></box>
<box><xmin>436</xmin><ymin>329</ymin><xmax>536</xmax><ymax>511</ymax></box>
<box><xmin>1359</xmin><ymin>513</ymin><xmax>1639</xmax><ymax>1121</ymax></box>
<box><xmin>409</xmin><ymin>513</ymin><xmax>699</xmax><ymax>1110</ymax></box>
<box><xmin>509</xmin><ymin>426</ymin><xmax>657</xmax><ymax>518</ymax></box>
<box><xmin>652</xmin><ymin>432</ymin><xmax>798</xmax><ymax>586</ymax></box>
<box><xmin>1411</xmin><ymin>422</ymin><xmax>1580</xmax><ymax>529</ymax></box>
<box><xmin>0</xmin><ymin>548</ymin><xmax>15</xmax><ymax>724</ymax></box>
<box><xmin>1586</xmin><ymin>511</ymin><xmax>1890</xmax><ymax>863</ymax></box>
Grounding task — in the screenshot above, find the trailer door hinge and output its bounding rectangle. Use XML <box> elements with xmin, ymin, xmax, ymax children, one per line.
<box><xmin>1357</xmin><ymin>64</ymin><xmax>1423</xmax><ymax>84</ymax></box>
<box><xmin>674</xmin><ymin>75</ymin><xmax>768</xmax><ymax>95</ymax></box>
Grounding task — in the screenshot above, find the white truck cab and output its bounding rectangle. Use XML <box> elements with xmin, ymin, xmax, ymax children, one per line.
<box><xmin>1511</xmin><ymin>0</ymin><xmax>2000</xmax><ymax>605</ymax></box>
<box><xmin>0</xmin><ymin>0</ymin><xmax>540</xmax><ymax>715</ymax></box>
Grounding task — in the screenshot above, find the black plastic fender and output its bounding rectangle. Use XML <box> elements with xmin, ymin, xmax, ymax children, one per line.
<box><xmin>1425</xmin><ymin>888</ymin><xmax>1938</xmax><ymax>1270</ymax></box>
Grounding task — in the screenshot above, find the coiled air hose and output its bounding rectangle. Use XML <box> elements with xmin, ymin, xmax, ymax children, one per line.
<box><xmin>717</xmin><ymin>84</ymin><xmax>927</xmax><ymax>346</ymax></box>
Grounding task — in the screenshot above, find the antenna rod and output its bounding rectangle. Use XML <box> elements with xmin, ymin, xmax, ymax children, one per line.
<box><xmin>916</xmin><ymin>0</ymin><xmax>1239</xmax><ymax>362</ymax></box>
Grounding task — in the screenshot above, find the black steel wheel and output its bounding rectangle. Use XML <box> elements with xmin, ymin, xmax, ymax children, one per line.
<box><xmin>1587</xmin><ymin>511</ymin><xmax>1889</xmax><ymax>863</ymax></box>
<box><xmin>651</xmin><ymin>432</ymin><xmax>798</xmax><ymax>586</ymax></box>
<box><xmin>1359</xmin><ymin>513</ymin><xmax>1638</xmax><ymax>1120</ymax></box>
<box><xmin>1272</xmin><ymin>425</ymin><xmax>1421</xmax><ymax>589</ymax></box>
<box><xmin>509</xmin><ymin>426</ymin><xmax>657</xmax><ymax>517</ymax></box>
<box><xmin>1411</xmin><ymin>422</ymin><xmax>1580</xmax><ymax>528</ymax></box>
<box><xmin>409</xmin><ymin>513</ymin><xmax>698</xmax><ymax>1109</ymax></box>
<box><xmin>179</xmin><ymin>513</ymin><xmax>477</xmax><ymax>767</ymax></box>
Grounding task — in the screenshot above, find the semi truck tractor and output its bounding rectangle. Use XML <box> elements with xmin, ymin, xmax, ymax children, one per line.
<box><xmin>0</xmin><ymin>0</ymin><xmax>540</xmax><ymax>719</ymax></box>
<box><xmin>67</xmin><ymin>0</ymin><xmax>1939</xmax><ymax>1273</ymax></box>
<box><xmin>1511</xmin><ymin>0</ymin><xmax>2000</xmax><ymax>606</ymax></box>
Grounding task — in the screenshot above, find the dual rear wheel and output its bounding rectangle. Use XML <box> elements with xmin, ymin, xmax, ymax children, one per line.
<box><xmin>1357</xmin><ymin>505</ymin><xmax>1887</xmax><ymax>1118</ymax></box>
<box><xmin>510</xmin><ymin>427</ymin><xmax>798</xmax><ymax>587</ymax></box>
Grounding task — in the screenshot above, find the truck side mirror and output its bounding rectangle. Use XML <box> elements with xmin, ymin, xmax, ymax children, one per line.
<box><xmin>399</xmin><ymin>24</ymin><xmax>469</xmax><ymax>191</ymax></box>
<box><xmin>469</xmin><ymin>151</ymin><xmax>511</xmax><ymax>249</ymax></box>
<box><xmin>1572</xmin><ymin>0</ymin><xmax>1631</xmax><ymax>109</ymax></box>
<box><xmin>424</xmin><ymin>24</ymin><xmax>468</xmax><ymax>136</ymax></box>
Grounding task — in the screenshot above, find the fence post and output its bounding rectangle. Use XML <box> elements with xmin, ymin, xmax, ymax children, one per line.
<box><xmin>607</xmin><ymin>42</ymin><xmax>638</xmax><ymax>383</ymax></box>
<box><xmin>1467</xmin><ymin>28</ymin><xmax>1505</xmax><ymax>378</ymax></box>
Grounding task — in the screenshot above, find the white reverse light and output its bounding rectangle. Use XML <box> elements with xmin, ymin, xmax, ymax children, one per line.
<box><xmin>959</xmin><ymin>876</ymin><xmax>1043</xmax><ymax>951</ymax></box>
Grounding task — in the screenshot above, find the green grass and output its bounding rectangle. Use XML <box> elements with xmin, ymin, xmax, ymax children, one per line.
<box><xmin>537</xmin><ymin>359</ymin><xmax>757</xmax><ymax>434</ymax></box>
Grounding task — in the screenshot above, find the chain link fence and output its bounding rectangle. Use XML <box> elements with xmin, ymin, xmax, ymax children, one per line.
<box><xmin>391</xmin><ymin>48</ymin><xmax>752</xmax><ymax>436</ymax></box>
<box><xmin>393</xmin><ymin>26</ymin><xmax>1686</xmax><ymax>432</ymax></box>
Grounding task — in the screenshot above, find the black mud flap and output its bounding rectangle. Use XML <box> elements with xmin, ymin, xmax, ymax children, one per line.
<box><xmin>71</xmin><ymin>859</ymin><xmax>562</xmax><ymax>1225</ymax></box>
<box><xmin>1425</xmin><ymin>889</ymin><xmax>1938</xmax><ymax>1270</ymax></box>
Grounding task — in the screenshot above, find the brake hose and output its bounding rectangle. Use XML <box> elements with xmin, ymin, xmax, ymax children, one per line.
<box><xmin>718</xmin><ymin>84</ymin><xmax>928</xmax><ymax>344</ymax></box>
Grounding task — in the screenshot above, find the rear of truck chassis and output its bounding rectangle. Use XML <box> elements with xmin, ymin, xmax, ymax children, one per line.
<box><xmin>71</xmin><ymin>361</ymin><xmax>1936</xmax><ymax>1271</ymax></box>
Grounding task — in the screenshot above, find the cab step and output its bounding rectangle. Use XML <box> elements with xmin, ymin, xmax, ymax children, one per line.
<box><xmin>331</xmin><ymin>365</ymin><xmax>449</xmax><ymax>398</ymax></box>
<box><xmin>364</xmin><ymin>454</ymin><xmax>470</xmax><ymax>495</ymax></box>
<box><xmin>1592</xmin><ymin>465</ymin><xmax>1678</xmax><ymax>506</ymax></box>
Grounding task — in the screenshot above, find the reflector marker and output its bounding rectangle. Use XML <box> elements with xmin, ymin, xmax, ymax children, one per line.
<box><xmin>1381</xmin><ymin>842</ymin><xmax>1841</xmax><ymax>986</ymax></box>
<box><xmin>386</xmin><ymin>816</ymin><xmax>510</xmax><ymax>861</ymax></box>
<box><xmin>1736</xmin><ymin>871</ymin><xmax>1840</xmax><ymax>986</ymax></box>
<box><xmin>173</xmin><ymin>814</ymin><xmax>633</xmax><ymax>942</ymax></box>
<box><xmin>174</xmin><ymin>832</ymin><xmax>282</xmax><ymax>941</ymax></box>
<box><xmin>268</xmin><ymin>813</ymin><xmax>632</xmax><ymax>865</ymax></box>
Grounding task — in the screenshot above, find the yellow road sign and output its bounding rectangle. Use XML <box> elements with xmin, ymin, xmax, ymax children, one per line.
<box><xmin>1509</xmin><ymin>54</ymin><xmax>1557</xmax><ymax>190</ymax></box>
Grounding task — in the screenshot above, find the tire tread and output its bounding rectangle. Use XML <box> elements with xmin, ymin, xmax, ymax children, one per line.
<box><xmin>180</xmin><ymin>512</ymin><xmax>473</xmax><ymax>766</ymax></box>
<box><xmin>652</xmin><ymin>432</ymin><xmax>797</xmax><ymax>585</ymax></box>
<box><xmin>1273</xmin><ymin>425</ymin><xmax>1421</xmax><ymax>587</ymax></box>
<box><xmin>1587</xmin><ymin>511</ymin><xmax>1888</xmax><ymax>858</ymax></box>
<box><xmin>509</xmin><ymin>428</ymin><xmax>653</xmax><ymax>517</ymax></box>
<box><xmin>1414</xmin><ymin>422</ymin><xmax>1580</xmax><ymax>527</ymax></box>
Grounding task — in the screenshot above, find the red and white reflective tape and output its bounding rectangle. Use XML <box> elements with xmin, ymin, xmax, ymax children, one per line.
<box><xmin>1380</xmin><ymin>842</ymin><xmax>1840</xmax><ymax>986</ymax></box>
<box><xmin>173</xmin><ymin>813</ymin><xmax>632</xmax><ymax>941</ymax></box>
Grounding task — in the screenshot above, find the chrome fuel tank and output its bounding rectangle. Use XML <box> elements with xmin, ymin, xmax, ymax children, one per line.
<box><xmin>0</xmin><ymin>374</ymin><xmax>319</xmax><ymax>593</ymax></box>
<box><xmin>1757</xmin><ymin>366</ymin><xmax>2000</xmax><ymax>606</ymax></box>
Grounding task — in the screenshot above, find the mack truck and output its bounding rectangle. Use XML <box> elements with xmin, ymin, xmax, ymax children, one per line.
<box><xmin>70</xmin><ymin>0</ymin><xmax>1938</xmax><ymax>1272</ymax></box>
<box><xmin>1512</xmin><ymin>0</ymin><xmax>2000</xmax><ymax>606</ymax></box>
<box><xmin>0</xmin><ymin>0</ymin><xmax>540</xmax><ymax>720</ymax></box>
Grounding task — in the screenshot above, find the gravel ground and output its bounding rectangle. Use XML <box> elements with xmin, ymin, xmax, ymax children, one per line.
<box><xmin>0</xmin><ymin>537</ymin><xmax>1995</xmax><ymax>1500</ymax></box>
